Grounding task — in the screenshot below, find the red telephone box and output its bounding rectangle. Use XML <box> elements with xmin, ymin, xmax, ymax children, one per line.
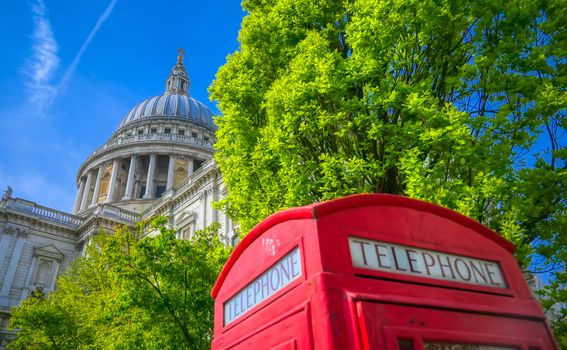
<box><xmin>211</xmin><ymin>194</ymin><xmax>558</xmax><ymax>350</ymax></box>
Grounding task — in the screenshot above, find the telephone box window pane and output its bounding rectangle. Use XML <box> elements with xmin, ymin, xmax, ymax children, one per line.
<box><xmin>424</xmin><ymin>343</ymin><xmax>517</xmax><ymax>350</ymax></box>
<box><xmin>398</xmin><ymin>339</ymin><xmax>414</xmax><ymax>350</ymax></box>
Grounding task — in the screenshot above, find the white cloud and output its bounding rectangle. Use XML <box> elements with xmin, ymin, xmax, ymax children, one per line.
<box><xmin>24</xmin><ymin>0</ymin><xmax>118</xmax><ymax>112</ymax></box>
<box><xmin>26</xmin><ymin>0</ymin><xmax>59</xmax><ymax>111</ymax></box>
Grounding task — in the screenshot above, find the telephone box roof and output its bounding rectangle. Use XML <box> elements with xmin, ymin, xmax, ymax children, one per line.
<box><xmin>211</xmin><ymin>193</ymin><xmax>515</xmax><ymax>298</ymax></box>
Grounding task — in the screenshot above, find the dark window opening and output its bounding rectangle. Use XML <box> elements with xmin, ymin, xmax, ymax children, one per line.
<box><xmin>164</xmin><ymin>128</ymin><xmax>171</xmax><ymax>134</ymax></box>
<box><xmin>178</xmin><ymin>129</ymin><xmax>185</xmax><ymax>135</ymax></box>
<box><xmin>151</xmin><ymin>128</ymin><xmax>157</xmax><ymax>133</ymax></box>
<box><xmin>191</xmin><ymin>132</ymin><xmax>198</xmax><ymax>138</ymax></box>
<box><xmin>156</xmin><ymin>185</ymin><xmax>167</xmax><ymax>198</ymax></box>
<box><xmin>194</xmin><ymin>159</ymin><xmax>204</xmax><ymax>171</ymax></box>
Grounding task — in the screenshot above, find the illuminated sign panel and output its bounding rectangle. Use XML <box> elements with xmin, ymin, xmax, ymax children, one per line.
<box><xmin>224</xmin><ymin>247</ymin><xmax>301</xmax><ymax>325</ymax></box>
<box><xmin>349</xmin><ymin>237</ymin><xmax>507</xmax><ymax>288</ymax></box>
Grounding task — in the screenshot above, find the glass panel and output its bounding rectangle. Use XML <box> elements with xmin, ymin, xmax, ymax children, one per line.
<box><xmin>398</xmin><ymin>339</ymin><xmax>414</xmax><ymax>350</ymax></box>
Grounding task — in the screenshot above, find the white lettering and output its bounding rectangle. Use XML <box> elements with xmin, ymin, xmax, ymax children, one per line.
<box><xmin>223</xmin><ymin>247</ymin><xmax>302</xmax><ymax>325</ymax></box>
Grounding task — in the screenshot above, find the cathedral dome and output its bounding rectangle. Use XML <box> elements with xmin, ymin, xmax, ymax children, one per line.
<box><xmin>74</xmin><ymin>49</ymin><xmax>216</xmax><ymax>215</ymax></box>
<box><xmin>119</xmin><ymin>93</ymin><xmax>215</xmax><ymax>130</ymax></box>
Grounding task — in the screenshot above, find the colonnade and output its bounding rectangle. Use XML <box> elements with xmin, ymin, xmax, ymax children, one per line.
<box><xmin>74</xmin><ymin>154</ymin><xmax>199</xmax><ymax>213</ymax></box>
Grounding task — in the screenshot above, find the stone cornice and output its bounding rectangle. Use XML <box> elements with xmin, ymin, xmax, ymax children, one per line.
<box><xmin>77</xmin><ymin>204</ymin><xmax>137</xmax><ymax>230</ymax></box>
<box><xmin>0</xmin><ymin>212</ymin><xmax>78</xmax><ymax>243</ymax></box>
<box><xmin>77</xmin><ymin>215</ymin><xmax>133</xmax><ymax>243</ymax></box>
<box><xmin>0</xmin><ymin>200</ymin><xmax>80</xmax><ymax>235</ymax></box>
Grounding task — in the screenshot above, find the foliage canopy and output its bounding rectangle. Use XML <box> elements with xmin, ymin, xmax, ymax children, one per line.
<box><xmin>9</xmin><ymin>218</ymin><xmax>232</xmax><ymax>350</ymax></box>
<box><xmin>210</xmin><ymin>0</ymin><xmax>566</xmax><ymax>340</ymax></box>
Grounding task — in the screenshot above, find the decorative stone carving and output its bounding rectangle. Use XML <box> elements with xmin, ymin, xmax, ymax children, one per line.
<box><xmin>33</xmin><ymin>245</ymin><xmax>65</xmax><ymax>262</ymax></box>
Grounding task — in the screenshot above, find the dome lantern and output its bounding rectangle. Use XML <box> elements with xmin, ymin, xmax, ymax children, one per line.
<box><xmin>165</xmin><ymin>48</ymin><xmax>191</xmax><ymax>96</ymax></box>
<box><xmin>117</xmin><ymin>49</ymin><xmax>215</xmax><ymax>130</ymax></box>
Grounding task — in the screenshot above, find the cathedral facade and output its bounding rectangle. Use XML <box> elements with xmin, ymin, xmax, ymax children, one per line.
<box><xmin>0</xmin><ymin>52</ymin><xmax>236</xmax><ymax>344</ymax></box>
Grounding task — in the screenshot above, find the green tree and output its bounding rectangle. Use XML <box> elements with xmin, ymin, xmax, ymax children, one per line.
<box><xmin>9</xmin><ymin>218</ymin><xmax>231</xmax><ymax>350</ymax></box>
<box><xmin>210</xmin><ymin>0</ymin><xmax>566</xmax><ymax>338</ymax></box>
<box><xmin>8</xmin><ymin>288</ymin><xmax>89</xmax><ymax>350</ymax></box>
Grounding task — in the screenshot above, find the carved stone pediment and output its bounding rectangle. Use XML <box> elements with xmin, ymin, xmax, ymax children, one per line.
<box><xmin>33</xmin><ymin>245</ymin><xmax>64</xmax><ymax>261</ymax></box>
<box><xmin>176</xmin><ymin>210</ymin><xmax>196</xmax><ymax>227</ymax></box>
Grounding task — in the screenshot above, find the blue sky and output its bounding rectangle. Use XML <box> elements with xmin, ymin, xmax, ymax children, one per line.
<box><xmin>0</xmin><ymin>0</ymin><xmax>245</xmax><ymax>212</ymax></box>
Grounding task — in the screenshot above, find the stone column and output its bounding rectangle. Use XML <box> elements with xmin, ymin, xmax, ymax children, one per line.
<box><xmin>106</xmin><ymin>159</ymin><xmax>120</xmax><ymax>202</ymax></box>
<box><xmin>73</xmin><ymin>178</ymin><xmax>86</xmax><ymax>213</ymax></box>
<box><xmin>202</xmin><ymin>189</ymin><xmax>208</xmax><ymax>228</ymax></box>
<box><xmin>143</xmin><ymin>154</ymin><xmax>157</xmax><ymax>199</ymax></box>
<box><xmin>166</xmin><ymin>156</ymin><xmax>175</xmax><ymax>190</ymax></box>
<box><xmin>123</xmin><ymin>156</ymin><xmax>138</xmax><ymax>200</ymax></box>
<box><xmin>80</xmin><ymin>171</ymin><xmax>93</xmax><ymax>211</ymax></box>
<box><xmin>0</xmin><ymin>231</ymin><xmax>27</xmax><ymax>301</ymax></box>
<box><xmin>212</xmin><ymin>180</ymin><xmax>219</xmax><ymax>223</ymax></box>
<box><xmin>188</xmin><ymin>158</ymin><xmax>195</xmax><ymax>177</ymax></box>
<box><xmin>133</xmin><ymin>178</ymin><xmax>140</xmax><ymax>200</ymax></box>
<box><xmin>91</xmin><ymin>164</ymin><xmax>104</xmax><ymax>206</ymax></box>
<box><xmin>0</xmin><ymin>226</ymin><xmax>12</xmax><ymax>273</ymax></box>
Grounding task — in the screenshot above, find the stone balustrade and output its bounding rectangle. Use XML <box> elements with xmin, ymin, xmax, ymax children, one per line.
<box><xmin>1</xmin><ymin>197</ymin><xmax>139</xmax><ymax>228</ymax></box>
<box><xmin>92</xmin><ymin>204</ymin><xmax>139</xmax><ymax>223</ymax></box>
<box><xmin>89</xmin><ymin>133</ymin><xmax>213</xmax><ymax>158</ymax></box>
<box><xmin>141</xmin><ymin>157</ymin><xmax>216</xmax><ymax>218</ymax></box>
<box><xmin>1</xmin><ymin>198</ymin><xmax>83</xmax><ymax>227</ymax></box>
<box><xmin>175</xmin><ymin>157</ymin><xmax>215</xmax><ymax>194</ymax></box>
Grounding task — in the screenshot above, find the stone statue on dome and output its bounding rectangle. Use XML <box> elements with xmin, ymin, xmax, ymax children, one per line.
<box><xmin>2</xmin><ymin>186</ymin><xmax>12</xmax><ymax>200</ymax></box>
<box><xmin>177</xmin><ymin>48</ymin><xmax>185</xmax><ymax>64</ymax></box>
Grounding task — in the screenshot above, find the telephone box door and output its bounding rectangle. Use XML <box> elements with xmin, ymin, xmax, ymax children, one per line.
<box><xmin>356</xmin><ymin>301</ymin><xmax>555</xmax><ymax>350</ymax></box>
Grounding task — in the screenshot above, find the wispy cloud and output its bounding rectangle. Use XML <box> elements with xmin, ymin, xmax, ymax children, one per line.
<box><xmin>26</xmin><ymin>0</ymin><xmax>59</xmax><ymax>111</ymax></box>
<box><xmin>57</xmin><ymin>0</ymin><xmax>118</xmax><ymax>94</ymax></box>
<box><xmin>25</xmin><ymin>0</ymin><xmax>118</xmax><ymax>112</ymax></box>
